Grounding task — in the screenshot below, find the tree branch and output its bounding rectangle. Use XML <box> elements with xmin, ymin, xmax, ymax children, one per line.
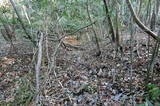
<box><xmin>9</xmin><ymin>0</ymin><xmax>36</xmax><ymax>46</ymax></box>
<box><xmin>126</xmin><ymin>0</ymin><xmax>160</xmax><ymax>42</ymax></box>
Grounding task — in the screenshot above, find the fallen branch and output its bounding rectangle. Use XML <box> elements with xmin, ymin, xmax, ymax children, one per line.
<box><xmin>62</xmin><ymin>43</ymin><xmax>85</xmax><ymax>51</ymax></box>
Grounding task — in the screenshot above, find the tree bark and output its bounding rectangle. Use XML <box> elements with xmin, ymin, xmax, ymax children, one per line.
<box><xmin>103</xmin><ymin>0</ymin><xmax>115</xmax><ymax>42</ymax></box>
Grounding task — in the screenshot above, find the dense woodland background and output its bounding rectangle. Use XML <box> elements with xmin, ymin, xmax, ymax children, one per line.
<box><xmin>0</xmin><ymin>0</ymin><xmax>160</xmax><ymax>105</ymax></box>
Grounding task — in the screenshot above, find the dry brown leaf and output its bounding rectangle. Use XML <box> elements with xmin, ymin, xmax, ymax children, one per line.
<box><xmin>2</xmin><ymin>57</ymin><xmax>15</xmax><ymax>65</ymax></box>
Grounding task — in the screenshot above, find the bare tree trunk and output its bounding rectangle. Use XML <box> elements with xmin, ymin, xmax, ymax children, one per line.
<box><xmin>156</xmin><ymin>0</ymin><xmax>160</xmax><ymax>14</ymax></box>
<box><xmin>146</xmin><ymin>0</ymin><xmax>152</xmax><ymax>25</ymax></box>
<box><xmin>147</xmin><ymin>30</ymin><xmax>160</xmax><ymax>82</ymax></box>
<box><xmin>148</xmin><ymin>8</ymin><xmax>156</xmax><ymax>54</ymax></box>
<box><xmin>35</xmin><ymin>31</ymin><xmax>43</xmax><ymax>105</ymax></box>
<box><xmin>115</xmin><ymin>7</ymin><xmax>123</xmax><ymax>56</ymax></box>
<box><xmin>129</xmin><ymin>18</ymin><xmax>134</xmax><ymax>105</ymax></box>
<box><xmin>138</xmin><ymin>0</ymin><xmax>142</xmax><ymax>19</ymax></box>
<box><xmin>103</xmin><ymin>0</ymin><xmax>115</xmax><ymax>43</ymax></box>
<box><xmin>150</xmin><ymin>6</ymin><xmax>156</xmax><ymax>32</ymax></box>
<box><xmin>86</xmin><ymin>0</ymin><xmax>101</xmax><ymax>56</ymax></box>
<box><xmin>116</xmin><ymin>8</ymin><xmax>120</xmax><ymax>46</ymax></box>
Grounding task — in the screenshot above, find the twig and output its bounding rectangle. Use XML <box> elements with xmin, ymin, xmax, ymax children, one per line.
<box><xmin>69</xmin><ymin>21</ymin><xmax>96</xmax><ymax>35</ymax></box>
<box><xmin>49</xmin><ymin>21</ymin><xmax>97</xmax><ymax>42</ymax></box>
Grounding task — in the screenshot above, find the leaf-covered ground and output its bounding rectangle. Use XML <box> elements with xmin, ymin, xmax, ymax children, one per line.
<box><xmin>0</xmin><ymin>32</ymin><xmax>160</xmax><ymax>105</ymax></box>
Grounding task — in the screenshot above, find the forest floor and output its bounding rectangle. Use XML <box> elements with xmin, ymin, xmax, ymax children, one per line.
<box><xmin>0</xmin><ymin>31</ymin><xmax>160</xmax><ymax>105</ymax></box>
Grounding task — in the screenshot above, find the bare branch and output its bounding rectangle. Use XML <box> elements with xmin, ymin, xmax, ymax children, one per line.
<box><xmin>126</xmin><ymin>0</ymin><xmax>160</xmax><ymax>42</ymax></box>
<box><xmin>9</xmin><ymin>0</ymin><xmax>36</xmax><ymax>46</ymax></box>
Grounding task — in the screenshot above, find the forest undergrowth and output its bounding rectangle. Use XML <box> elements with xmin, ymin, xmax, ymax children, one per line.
<box><xmin>0</xmin><ymin>31</ymin><xmax>160</xmax><ymax>106</ymax></box>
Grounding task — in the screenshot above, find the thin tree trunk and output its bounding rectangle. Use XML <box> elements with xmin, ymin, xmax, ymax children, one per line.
<box><xmin>129</xmin><ymin>18</ymin><xmax>134</xmax><ymax>105</ymax></box>
<box><xmin>115</xmin><ymin>7</ymin><xmax>122</xmax><ymax>56</ymax></box>
<box><xmin>86</xmin><ymin>0</ymin><xmax>101</xmax><ymax>56</ymax></box>
<box><xmin>148</xmin><ymin>8</ymin><xmax>156</xmax><ymax>54</ymax></box>
<box><xmin>146</xmin><ymin>0</ymin><xmax>151</xmax><ymax>25</ymax></box>
<box><xmin>35</xmin><ymin>31</ymin><xmax>43</xmax><ymax>105</ymax></box>
<box><xmin>103</xmin><ymin>0</ymin><xmax>115</xmax><ymax>43</ymax></box>
<box><xmin>156</xmin><ymin>0</ymin><xmax>160</xmax><ymax>14</ymax></box>
<box><xmin>9</xmin><ymin>0</ymin><xmax>36</xmax><ymax>46</ymax></box>
<box><xmin>147</xmin><ymin>30</ymin><xmax>160</xmax><ymax>82</ymax></box>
